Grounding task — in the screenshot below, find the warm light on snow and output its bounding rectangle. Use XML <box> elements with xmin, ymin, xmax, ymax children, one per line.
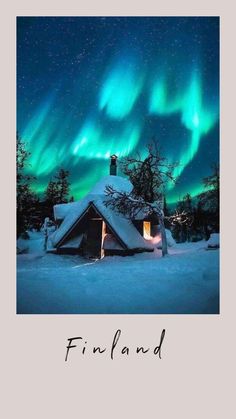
<box><xmin>149</xmin><ymin>235</ymin><xmax>162</xmax><ymax>245</ymax></box>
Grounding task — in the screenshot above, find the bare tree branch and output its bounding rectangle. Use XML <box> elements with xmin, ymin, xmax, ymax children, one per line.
<box><xmin>104</xmin><ymin>185</ymin><xmax>163</xmax><ymax>219</ymax></box>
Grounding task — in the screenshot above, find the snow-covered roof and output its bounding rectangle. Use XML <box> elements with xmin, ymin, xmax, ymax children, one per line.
<box><xmin>89</xmin><ymin>175</ymin><xmax>133</xmax><ymax>195</ymax></box>
<box><xmin>53</xmin><ymin>175</ymin><xmax>133</xmax><ymax>221</ymax></box>
<box><xmin>50</xmin><ymin>194</ymin><xmax>153</xmax><ymax>251</ymax></box>
<box><xmin>54</xmin><ymin>202</ymin><xmax>77</xmax><ymax>220</ymax></box>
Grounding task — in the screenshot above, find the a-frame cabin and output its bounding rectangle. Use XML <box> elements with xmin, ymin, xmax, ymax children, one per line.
<box><xmin>48</xmin><ymin>156</ymin><xmax>155</xmax><ymax>258</ymax></box>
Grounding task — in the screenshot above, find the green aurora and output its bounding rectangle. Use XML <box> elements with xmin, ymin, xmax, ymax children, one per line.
<box><xmin>17</xmin><ymin>17</ymin><xmax>219</xmax><ymax>204</ymax></box>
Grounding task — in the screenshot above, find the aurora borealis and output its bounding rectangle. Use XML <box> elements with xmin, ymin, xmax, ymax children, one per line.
<box><xmin>17</xmin><ymin>17</ymin><xmax>219</xmax><ymax>204</ymax></box>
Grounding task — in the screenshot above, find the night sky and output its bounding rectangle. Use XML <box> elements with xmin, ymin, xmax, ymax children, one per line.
<box><xmin>17</xmin><ymin>17</ymin><xmax>219</xmax><ymax>204</ymax></box>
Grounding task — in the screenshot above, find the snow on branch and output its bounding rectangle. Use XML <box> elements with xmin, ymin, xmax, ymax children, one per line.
<box><xmin>104</xmin><ymin>185</ymin><xmax>164</xmax><ymax>219</ymax></box>
<box><xmin>104</xmin><ymin>186</ymin><xmax>193</xmax><ymax>227</ymax></box>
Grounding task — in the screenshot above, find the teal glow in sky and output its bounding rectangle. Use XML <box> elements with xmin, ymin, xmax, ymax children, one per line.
<box><xmin>17</xmin><ymin>17</ymin><xmax>219</xmax><ymax>204</ymax></box>
<box><xmin>149</xmin><ymin>72</ymin><xmax>218</xmax><ymax>183</ymax></box>
<box><xmin>99</xmin><ymin>58</ymin><xmax>144</xmax><ymax>119</ymax></box>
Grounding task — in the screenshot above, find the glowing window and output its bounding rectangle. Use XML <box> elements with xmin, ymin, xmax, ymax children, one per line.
<box><xmin>143</xmin><ymin>221</ymin><xmax>151</xmax><ymax>239</ymax></box>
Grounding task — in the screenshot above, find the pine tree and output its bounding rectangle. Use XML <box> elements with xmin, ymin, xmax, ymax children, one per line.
<box><xmin>182</xmin><ymin>193</ymin><xmax>192</xmax><ymax>213</ymax></box>
<box><xmin>54</xmin><ymin>169</ymin><xmax>70</xmax><ymax>203</ymax></box>
<box><xmin>199</xmin><ymin>163</ymin><xmax>219</xmax><ymax>232</ymax></box>
<box><xmin>194</xmin><ymin>198</ymin><xmax>209</xmax><ymax>239</ymax></box>
<box><xmin>182</xmin><ymin>194</ymin><xmax>193</xmax><ymax>241</ymax></box>
<box><xmin>200</xmin><ymin>163</ymin><xmax>219</xmax><ymax>212</ymax></box>
<box><xmin>44</xmin><ymin>168</ymin><xmax>71</xmax><ymax>213</ymax></box>
<box><xmin>17</xmin><ymin>133</ymin><xmax>37</xmax><ymax>237</ymax></box>
<box><xmin>45</xmin><ymin>180</ymin><xmax>59</xmax><ymax>206</ymax></box>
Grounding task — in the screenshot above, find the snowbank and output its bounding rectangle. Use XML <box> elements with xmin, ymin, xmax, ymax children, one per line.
<box><xmin>54</xmin><ymin>202</ymin><xmax>77</xmax><ymax>221</ymax></box>
<box><xmin>17</xmin><ymin>231</ymin><xmax>45</xmax><ymax>254</ymax></box>
<box><xmin>17</xmin><ymin>238</ymin><xmax>29</xmax><ymax>254</ymax></box>
<box><xmin>17</xmin><ymin>236</ymin><xmax>219</xmax><ymax>314</ymax></box>
<box><xmin>207</xmin><ymin>233</ymin><xmax>220</xmax><ymax>249</ymax></box>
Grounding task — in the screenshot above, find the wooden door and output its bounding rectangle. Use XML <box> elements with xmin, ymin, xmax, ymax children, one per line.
<box><xmin>84</xmin><ymin>219</ymin><xmax>102</xmax><ymax>258</ymax></box>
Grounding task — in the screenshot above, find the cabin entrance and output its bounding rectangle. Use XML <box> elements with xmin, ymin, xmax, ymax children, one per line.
<box><xmin>83</xmin><ymin>217</ymin><xmax>103</xmax><ymax>259</ymax></box>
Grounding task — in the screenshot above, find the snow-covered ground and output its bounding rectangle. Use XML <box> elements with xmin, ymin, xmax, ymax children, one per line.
<box><xmin>17</xmin><ymin>232</ymin><xmax>219</xmax><ymax>314</ymax></box>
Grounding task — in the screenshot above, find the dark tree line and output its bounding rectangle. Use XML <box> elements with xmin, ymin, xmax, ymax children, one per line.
<box><xmin>169</xmin><ymin>164</ymin><xmax>219</xmax><ymax>242</ymax></box>
<box><xmin>17</xmin><ymin>134</ymin><xmax>219</xmax><ymax>246</ymax></box>
<box><xmin>17</xmin><ymin>133</ymin><xmax>38</xmax><ymax>237</ymax></box>
<box><xmin>17</xmin><ymin>134</ymin><xmax>73</xmax><ymax>237</ymax></box>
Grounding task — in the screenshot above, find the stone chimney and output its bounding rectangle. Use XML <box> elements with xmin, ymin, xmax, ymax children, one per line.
<box><xmin>110</xmin><ymin>154</ymin><xmax>118</xmax><ymax>176</ymax></box>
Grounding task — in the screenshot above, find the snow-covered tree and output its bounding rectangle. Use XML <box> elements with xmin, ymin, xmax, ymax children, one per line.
<box><xmin>105</xmin><ymin>142</ymin><xmax>178</xmax><ymax>256</ymax></box>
